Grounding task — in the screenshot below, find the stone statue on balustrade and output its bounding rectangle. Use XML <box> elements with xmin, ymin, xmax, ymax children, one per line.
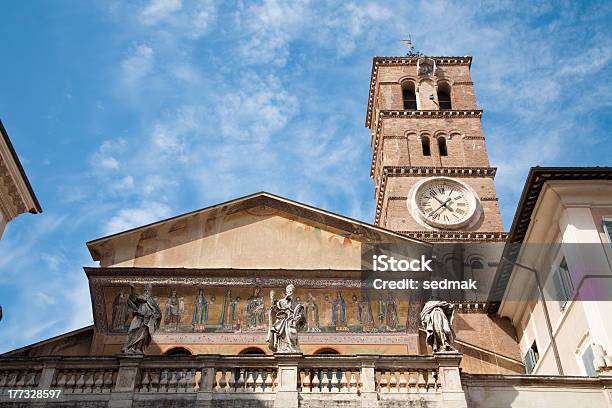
<box><xmin>122</xmin><ymin>284</ymin><xmax>161</xmax><ymax>354</ymax></box>
<box><xmin>420</xmin><ymin>297</ymin><xmax>455</xmax><ymax>352</ymax></box>
<box><xmin>266</xmin><ymin>284</ymin><xmax>306</xmax><ymax>353</ymax></box>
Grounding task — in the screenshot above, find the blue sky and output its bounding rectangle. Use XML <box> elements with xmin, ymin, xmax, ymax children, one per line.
<box><xmin>0</xmin><ymin>0</ymin><xmax>610</xmax><ymax>353</ymax></box>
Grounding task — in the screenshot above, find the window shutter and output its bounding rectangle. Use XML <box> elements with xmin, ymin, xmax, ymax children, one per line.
<box><xmin>581</xmin><ymin>344</ymin><xmax>597</xmax><ymax>377</ymax></box>
<box><xmin>524</xmin><ymin>348</ymin><xmax>536</xmax><ymax>374</ymax></box>
<box><xmin>603</xmin><ymin>219</ymin><xmax>612</xmax><ymax>243</ymax></box>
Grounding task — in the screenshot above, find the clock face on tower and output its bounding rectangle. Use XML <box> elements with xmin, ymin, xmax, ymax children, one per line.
<box><xmin>409</xmin><ymin>177</ymin><xmax>480</xmax><ymax>229</ymax></box>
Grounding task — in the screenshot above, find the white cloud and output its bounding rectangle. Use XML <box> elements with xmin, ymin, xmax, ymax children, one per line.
<box><xmin>120</xmin><ymin>44</ymin><xmax>154</xmax><ymax>84</ymax></box>
<box><xmin>236</xmin><ymin>0</ymin><xmax>310</xmax><ymax>66</ymax></box>
<box><xmin>104</xmin><ymin>202</ymin><xmax>172</xmax><ymax>235</ymax></box>
<box><xmin>217</xmin><ymin>73</ymin><xmax>299</xmax><ymax>141</ymax></box>
<box><xmin>140</xmin><ymin>0</ymin><xmax>182</xmax><ymax>26</ymax></box>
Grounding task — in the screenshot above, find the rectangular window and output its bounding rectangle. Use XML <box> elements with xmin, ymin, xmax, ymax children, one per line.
<box><xmin>581</xmin><ymin>344</ymin><xmax>597</xmax><ymax>377</ymax></box>
<box><xmin>524</xmin><ymin>341</ymin><xmax>539</xmax><ymax>374</ymax></box>
<box><xmin>603</xmin><ymin>219</ymin><xmax>612</xmax><ymax>243</ymax></box>
<box><xmin>552</xmin><ymin>257</ymin><xmax>574</xmax><ymax>310</ymax></box>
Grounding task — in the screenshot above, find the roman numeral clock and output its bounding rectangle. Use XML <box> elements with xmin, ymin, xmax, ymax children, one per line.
<box><xmin>410</xmin><ymin>177</ymin><xmax>481</xmax><ymax>230</ymax></box>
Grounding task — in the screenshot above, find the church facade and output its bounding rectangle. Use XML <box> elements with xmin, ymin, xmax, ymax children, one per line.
<box><xmin>1</xmin><ymin>54</ymin><xmax>612</xmax><ymax>408</ymax></box>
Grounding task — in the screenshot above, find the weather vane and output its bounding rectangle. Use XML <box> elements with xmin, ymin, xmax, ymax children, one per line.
<box><xmin>400</xmin><ymin>36</ymin><xmax>423</xmax><ymax>57</ymax></box>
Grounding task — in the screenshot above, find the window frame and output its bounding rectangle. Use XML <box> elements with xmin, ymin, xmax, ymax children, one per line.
<box><xmin>603</xmin><ymin>217</ymin><xmax>612</xmax><ymax>243</ymax></box>
<box><xmin>524</xmin><ymin>341</ymin><xmax>539</xmax><ymax>374</ymax></box>
<box><xmin>550</xmin><ymin>255</ymin><xmax>574</xmax><ymax>311</ymax></box>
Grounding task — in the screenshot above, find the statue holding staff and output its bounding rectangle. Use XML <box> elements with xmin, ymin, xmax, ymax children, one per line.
<box><xmin>267</xmin><ymin>284</ymin><xmax>306</xmax><ymax>353</ymax></box>
<box><xmin>420</xmin><ymin>297</ymin><xmax>455</xmax><ymax>352</ymax></box>
<box><xmin>122</xmin><ymin>284</ymin><xmax>161</xmax><ymax>354</ymax></box>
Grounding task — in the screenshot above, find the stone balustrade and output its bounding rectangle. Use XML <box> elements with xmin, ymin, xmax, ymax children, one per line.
<box><xmin>0</xmin><ymin>353</ymin><xmax>466</xmax><ymax>407</ymax></box>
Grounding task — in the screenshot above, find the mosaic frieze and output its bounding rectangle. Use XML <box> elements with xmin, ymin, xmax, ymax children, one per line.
<box><xmin>103</xmin><ymin>286</ymin><xmax>420</xmax><ymax>334</ymax></box>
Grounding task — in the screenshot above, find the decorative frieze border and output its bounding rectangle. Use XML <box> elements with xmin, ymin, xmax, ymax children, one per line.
<box><xmin>395</xmin><ymin>231</ymin><xmax>508</xmax><ymax>243</ymax></box>
<box><xmin>88</xmin><ymin>272</ymin><xmax>367</xmax><ymax>334</ymax></box>
<box><xmin>101</xmin><ymin>332</ymin><xmax>419</xmax><ymax>345</ymax></box>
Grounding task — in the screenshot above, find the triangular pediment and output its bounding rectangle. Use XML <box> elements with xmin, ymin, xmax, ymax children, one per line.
<box><xmin>87</xmin><ymin>192</ymin><xmax>427</xmax><ymax>270</ymax></box>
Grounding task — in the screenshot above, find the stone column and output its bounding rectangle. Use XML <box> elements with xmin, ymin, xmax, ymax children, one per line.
<box><xmin>435</xmin><ymin>352</ymin><xmax>467</xmax><ymax>408</ymax></box>
<box><xmin>273</xmin><ymin>353</ymin><xmax>302</xmax><ymax>408</ymax></box>
<box><xmin>108</xmin><ymin>354</ymin><xmax>143</xmax><ymax>408</ymax></box>
<box><xmin>357</xmin><ymin>355</ymin><xmax>378</xmax><ymax>408</ymax></box>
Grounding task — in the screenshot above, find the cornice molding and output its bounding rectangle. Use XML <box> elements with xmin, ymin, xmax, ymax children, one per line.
<box><xmin>0</xmin><ymin>120</ymin><xmax>42</xmax><ymax>223</ymax></box>
<box><xmin>370</xmin><ymin>110</ymin><xmax>483</xmax><ymax>176</ymax></box>
<box><xmin>366</xmin><ymin>56</ymin><xmax>473</xmax><ymax>127</ymax></box>
<box><xmin>0</xmin><ymin>154</ymin><xmax>27</xmax><ymax>221</ymax></box>
<box><xmin>396</xmin><ymin>230</ymin><xmax>508</xmax><ymax>243</ymax></box>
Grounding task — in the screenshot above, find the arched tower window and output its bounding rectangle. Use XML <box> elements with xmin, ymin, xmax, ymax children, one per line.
<box><xmin>402</xmin><ymin>81</ymin><xmax>417</xmax><ymax>110</ymax></box>
<box><xmin>437</xmin><ymin>136</ymin><xmax>448</xmax><ymax>156</ymax></box>
<box><xmin>438</xmin><ymin>83</ymin><xmax>452</xmax><ymax>110</ymax></box>
<box><xmin>421</xmin><ymin>136</ymin><xmax>431</xmax><ymax>156</ymax></box>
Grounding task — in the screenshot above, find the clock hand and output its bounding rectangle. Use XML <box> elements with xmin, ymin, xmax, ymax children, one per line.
<box><xmin>441</xmin><ymin>198</ymin><xmax>453</xmax><ymax>212</ymax></box>
<box><xmin>430</xmin><ymin>199</ymin><xmax>449</xmax><ymax>214</ymax></box>
<box><xmin>432</xmin><ymin>195</ymin><xmax>445</xmax><ymax>205</ymax></box>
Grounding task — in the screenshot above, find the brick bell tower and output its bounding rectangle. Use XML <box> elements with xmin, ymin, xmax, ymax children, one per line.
<box><xmin>366</xmin><ymin>53</ymin><xmax>506</xmax><ymax>242</ymax></box>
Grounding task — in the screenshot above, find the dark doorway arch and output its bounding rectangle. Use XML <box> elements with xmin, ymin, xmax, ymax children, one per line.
<box><xmin>313</xmin><ymin>347</ymin><xmax>340</xmax><ymax>355</ymax></box>
<box><xmin>239</xmin><ymin>347</ymin><xmax>266</xmax><ymax>355</ymax></box>
<box><xmin>164</xmin><ymin>347</ymin><xmax>192</xmax><ymax>356</ymax></box>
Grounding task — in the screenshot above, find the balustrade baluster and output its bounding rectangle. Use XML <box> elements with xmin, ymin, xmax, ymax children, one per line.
<box><xmin>390</xmin><ymin>371</ymin><xmax>399</xmax><ymax>393</ymax></box>
<box><xmin>379</xmin><ymin>370</ymin><xmax>389</xmax><ymax>393</ymax></box>
<box><xmin>321</xmin><ymin>369</ymin><xmax>330</xmax><ymax>393</ymax></box>
<box><xmin>255</xmin><ymin>371</ymin><xmax>264</xmax><ymax>392</ymax></box>
<box><xmin>227</xmin><ymin>368</ymin><xmax>236</xmax><ymax>392</ymax></box>
<box><xmin>0</xmin><ymin>371</ymin><xmax>8</xmax><ymax>388</ymax></box>
<box><xmin>245</xmin><ymin>370</ymin><xmax>255</xmax><ymax>392</ymax></box>
<box><xmin>177</xmin><ymin>369</ymin><xmax>187</xmax><ymax>392</ymax></box>
<box><xmin>92</xmin><ymin>370</ymin><xmax>103</xmax><ymax>393</ymax></box>
<box><xmin>264</xmin><ymin>370</ymin><xmax>273</xmax><ymax>392</ymax></box>
<box><xmin>84</xmin><ymin>371</ymin><xmax>95</xmax><ymax>393</ymax></box>
<box><xmin>398</xmin><ymin>371</ymin><xmax>407</xmax><ymax>393</ymax></box>
<box><xmin>330</xmin><ymin>368</ymin><xmax>339</xmax><ymax>392</ymax></box>
<box><xmin>218</xmin><ymin>369</ymin><xmax>227</xmax><ymax>393</ymax></box>
<box><xmin>311</xmin><ymin>370</ymin><xmax>321</xmax><ymax>392</ymax></box>
<box><xmin>25</xmin><ymin>371</ymin><xmax>38</xmax><ymax>388</ymax></box>
<box><xmin>170</xmin><ymin>370</ymin><xmax>180</xmax><ymax>393</ymax></box>
<box><xmin>74</xmin><ymin>371</ymin><xmax>84</xmax><ymax>393</ymax></box>
<box><xmin>140</xmin><ymin>370</ymin><xmax>151</xmax><ymax>392</ymax></box>
<box><xmin>15</xmin><ymin>372</ymin><xmax>26</xmax><ymax>388</ymax></box>
<box><xmin>149</xmin><ymin>370</ymin><xmax>160</xmax><ymax>393</ymax></box>
<box><xmin>104</xmin><ymin>370</ymin><xmax>115</xmax><ymax>393</ymax></box>
<box><xmin>417</xmin><ymin>370</ymin><xmax>426</xmax><ymax>393</ymax></box>
<box><xmin>340</xmin><ymin>370</ymin><xmax>348</xmax><ymax>392</ymax></box>
<box><xmin>188</xmin><ymin>369</ymin><xmax>197</xmax><ymax>392</ymax></box>
<box><xmin>66</xmin><ymin>371</ymin><xmax>76</xmax><ymax>393</ymax></box>
<box><xmin>301</xmin><ymin>369</ymin><xmax>311</xmax><ymax>393</ymax></box>
<box><xmin>408</xmin><ymin>370</ymin><xmax>417</xmax><ymax>393</ymax></box>
<box><xmin>159</xmin><ymin>370</ymin><xmax>169</xmax><ymax>392</ymax></box>
<box><xmin>427</xmin><ymin>369</ymin><xmax>438</xmax><ymax>392</ymax></box>
<box><xmin>236</xmin><ymin>369</ymin><xmax>245</xmax><ymax>392</ymax></box>
<box><xmin>56</xmin><ymin>371</ymin><xmax>67</xmax><ymax>389</ymax></box>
